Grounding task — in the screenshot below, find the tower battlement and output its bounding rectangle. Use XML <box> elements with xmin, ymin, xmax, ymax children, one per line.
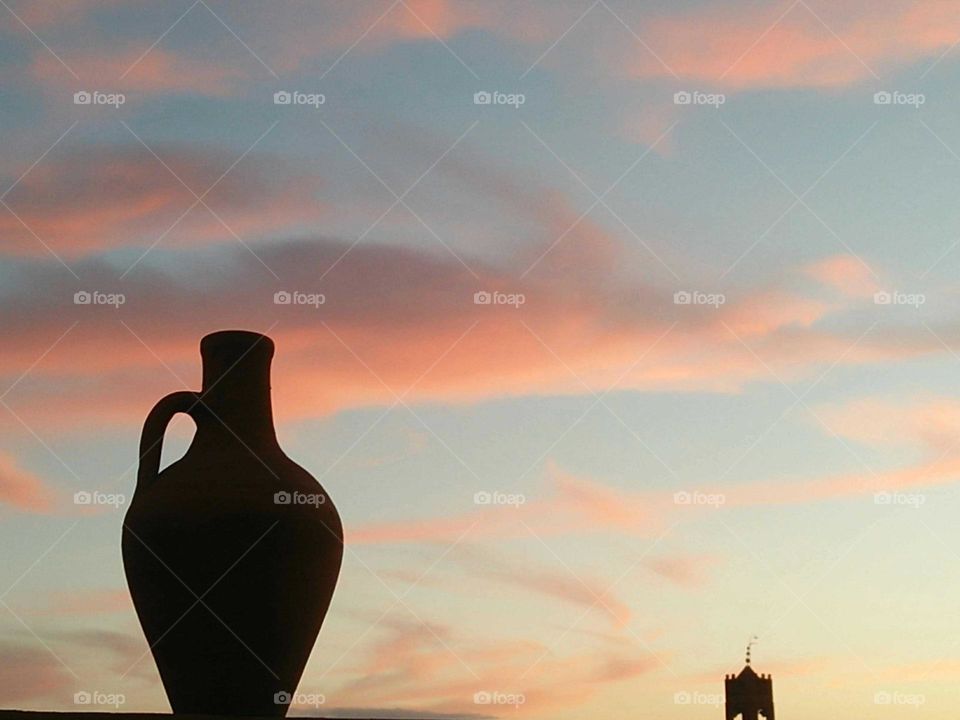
<box><xmin>724</xmin><ymin>640</ymin><xmax>774</xmax><ymax>720</ymax></box>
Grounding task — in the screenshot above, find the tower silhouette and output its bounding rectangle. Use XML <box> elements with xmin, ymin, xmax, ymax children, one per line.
<box><xmin>724</xmin><ymin>639</ymin><xmax>774</xmax><ymax>720</ymax></box>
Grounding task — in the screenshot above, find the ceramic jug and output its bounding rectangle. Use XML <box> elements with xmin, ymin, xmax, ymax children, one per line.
<box><xmin>122</xmin><ymin>330</ymin><xmax>342</xmax><ymax>716</ymax></box>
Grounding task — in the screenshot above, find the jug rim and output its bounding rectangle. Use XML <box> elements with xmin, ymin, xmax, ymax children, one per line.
<box><xmin>200</xmin><ymin>330</ymin><xmax>275</xmax><ymax>357</ymax></box>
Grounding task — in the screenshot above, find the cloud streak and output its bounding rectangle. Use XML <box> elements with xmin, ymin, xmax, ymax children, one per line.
<box><xmin>13</xmin><ymin>1</ymin><xmax>960</xmax><ymax>99</ymax></box>
<box><xmin>1</xmin><ymin>145</ymin><xmax>325</xmax><ymax>257</ymax></box>
<box><xmin>323</xmin><ymin>614</ymin><xmax>660</xmax><ymax>716</ymax></box>
<box><xmin>0</xmin><ymin>452</ymin><xmax>56</xmax><ymax>512</ymax></box>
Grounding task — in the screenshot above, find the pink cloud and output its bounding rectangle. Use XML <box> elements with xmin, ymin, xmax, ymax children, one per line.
<box><xmin>0</xmin><ymin>140</ymin><xmax>943</xmax><ymax>437</ymax></box>
<box><xmin>12</xmin><ymin>589</ymin><xmax>132</xmax><ymax>617</ymax></box>
<box><xmin>1</xmin><ymin>146</ymin><xmax>325</xmax><ymax>256</ymax></box>
<box><xmin>815</xmin><ymin>396</ymin><xmax>960</xmax><ymax>454</ymax></box>
<box><xmin>32</xmin><ymin>47</ymin><xmax>250</xmax><ymax>96</ymax></box>
<box><xmin>7</xmin><ymin>0</ymin><xmax>125</xmax><ymax>27</ymax></box>
<box><xmin>0</xmin><ymin>238</ymin><xmax>842</xmax><ymax>430</ymax></box>
<box><xmin>723</xmin><ymin>455</ymin><xmax>960</xmax><ymax>507</ymax></box>
<box><xmin>1</xmin><ymin>239</ymin><xmax>914</xmax><ymax>437</ymax></box>
<box><xmin>715</xmin><ymin>393</ymin><xmax>960</xmax><ymax>505</ymax></box>
<box><xmin>349</xmin><ymin>466</ymin><xmax>663</xmax><ymax>545</ymax></box>
<box><xmin>12</xmin><ymin>0</ymin><xmax>960</xmax><ymax>99</ymax></box>
<box><xmin>722</xmin><ymin>290</ymin><xmax>829</xmax><ymax>338</ymax></box>
<box><xmin>871</xmin><ymin>658</ymin><xmax>960</xmax><ymax>682</ymax></box>
<box><xmin>529</xmin><ymin>576</ymin><xmax>627</xmax><ymax>626</ymax></box>
<box><xmin>351</xmin><ymin>426</ymin><xmax>960</xmax><ymax>545</ymax></box>
<box><xmin>387</xmin><ymin>0</ymin><xmax>491</xmax><ymax>42</ymax></box>
<box><xmin>450</xmin><ymin>545</ymin><xmax>632</xmax><ymax>628</ymax></box>
<box><xmin>257</xmin><ymin>0</ymin><xmax>960</xmax><ymax>95</ymax></box>
<box><xmin>804</xmin><ymin>254</ymin><xmax>880</xmax><ymax>299</ymax></box>
<box><xmin>0</xmin><ymin>452</ymin><xmax>56</xmax><ymax>512</ymax></box>
<box><xmin>7</xmin><ymin>3</ymin><xmax>58</xmax><ymax>26</ymax></box>
<box><xmin>248</xmin><ymin>0</ymin><xmax>573</xmax><ymax>74</ymax></box>
<box><xmin>628</xmin><ymin>1</ymin><xmax>960</xmax><ymax>89</ymax></box>
<box><xmin>711</xmin><ymin>395</ymin><xmax>960</xmax><ymax>506</ymax></box>
<box><xmin>619</xmin><ymin>101</ymin><xmax>680</xmax><ymax>155</ymax></box>
<box><xmin>0</xmin><ymin>644</ymin><xmax>75</xmax><ymax>705</ymax></box>
<box><xmin>324</xmin><ymin>614</ymin><xmax>661</xmax><ymax>716</ymax></box>
<box><xmin>643</xmin><ymin>555</ymin><xmax>716</xmax><ymax>589</ymax></box>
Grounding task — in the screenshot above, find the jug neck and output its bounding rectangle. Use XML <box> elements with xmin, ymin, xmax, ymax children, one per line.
<box><xmin>194</xmin><ymin>331</ymin><xmax>279</xmax><ymax>452</ymax></box>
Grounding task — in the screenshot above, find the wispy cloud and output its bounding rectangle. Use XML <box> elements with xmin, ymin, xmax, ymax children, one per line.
<box><xmin>31</xmin><ymin>47</ymin><xmax>249</xmax><ymax>97</ymax></box>
<box><xmin>0</xmin><ymin>451</ymin><xmax>56</xmax><ymax>512</ymax></box>
<box><xmin>804</xmin><ymin>254</ymin><xmax>881</xmax><ymax>299</ymax></box>
<box><xmin>0</xmin><ymin>145</ymin><xmax>325</xmax><ymax>257</ymax></box>
<box><xmin>623</xmin><ymin>1</ymin><xmax>959</xmax><ymax>89</ymax></box>
<box><xmin>0</xmin><ymin>643</ymin><xmax>75</xmax><ymax>705</ymax></box>
<box><xmin>643</xmin><ymin>555</ymin><xmax>717</xmax><ymax>589</ymax></box>
<box><xmin>324</xmin><ymin>614</ymin><xmax>660</xmax><ymax>715</ymax></box>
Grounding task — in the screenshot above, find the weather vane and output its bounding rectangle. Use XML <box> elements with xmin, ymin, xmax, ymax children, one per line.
<box><xmin>745</xmin><ymin>635</ymin><xmax>759</xmax><ymax>665</ymax></box>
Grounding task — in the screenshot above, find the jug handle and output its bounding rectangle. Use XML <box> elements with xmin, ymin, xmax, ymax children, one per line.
<box><xmin>136</xmin><ymin>391</ymin><xmax>201</xmax><ymax>491</ymax></box>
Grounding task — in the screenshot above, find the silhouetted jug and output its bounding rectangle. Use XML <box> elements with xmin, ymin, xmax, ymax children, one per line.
<box><xmin>122</xmin><ymin>330</ymin><xmax>343</xmax><ymax>716</ymax></box>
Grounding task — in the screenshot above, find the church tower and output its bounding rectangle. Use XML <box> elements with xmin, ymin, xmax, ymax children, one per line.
<box><xmin>724</xmin><ymin>638</ymin><xmax>774</xmax><ymax>720</ymax></box>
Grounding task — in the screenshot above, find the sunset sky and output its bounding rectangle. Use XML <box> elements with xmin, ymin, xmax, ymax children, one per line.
<box><xmin>4</xmin><ymin>1</ymin><xmax>960</xmax><ymax>718</ymax></box>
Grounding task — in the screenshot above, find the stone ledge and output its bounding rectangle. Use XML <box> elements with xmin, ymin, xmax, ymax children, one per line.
<box><xmin>0</xmin><ymin>713</ymin><xmax>390</xmax><ymax>720</ymax></box>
